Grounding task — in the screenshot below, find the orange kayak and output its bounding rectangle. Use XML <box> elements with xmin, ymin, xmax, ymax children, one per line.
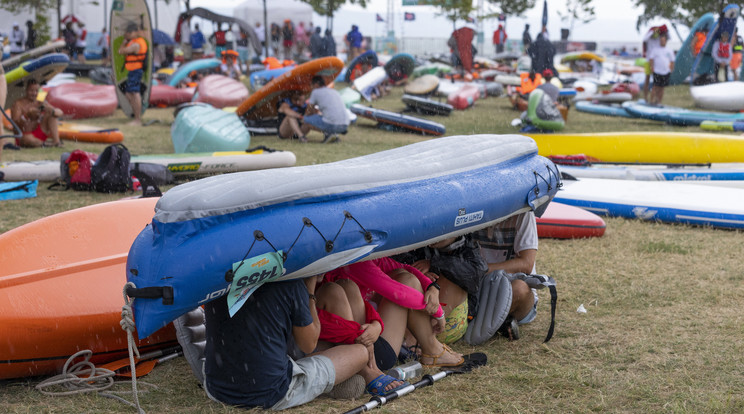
<box><xmin>0</xmin><ymin>198</ymin><xmax>178</xmax><ymax>380</ymax></box>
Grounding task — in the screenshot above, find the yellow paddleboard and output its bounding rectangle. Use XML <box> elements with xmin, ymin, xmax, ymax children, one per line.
<box><xmin>524</xmin><ymin>132</ymin><xmax>744</xmax><ymax>164</ymax></box>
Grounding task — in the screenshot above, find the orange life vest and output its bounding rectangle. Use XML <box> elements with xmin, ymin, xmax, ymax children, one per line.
<box><xmin>693</xmin><ymin>32</ymin><xmax>705</xmax><ymax>55</ymax></box>
<box><xmin>124</xmin><ymin>37</ymin><xmax>148</xmax><ymax>71</ymax></box>
<box><xmin>517</xmin><ymin>72</ymin><xmax>543</xmax><ymax>95</ymax></box>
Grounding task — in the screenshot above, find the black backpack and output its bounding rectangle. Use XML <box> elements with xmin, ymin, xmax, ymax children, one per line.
<box><xmin>91</xmin><ymin>144</ymin><xmax>133</xmax><ymax>193</ymax></box>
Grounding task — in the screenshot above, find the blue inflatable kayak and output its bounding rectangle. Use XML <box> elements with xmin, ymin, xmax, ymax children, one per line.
<box><xmin>575</xmin><ymin>101</ymin><xmax>632</xmax><ymax>118</ymax></box>
<box><xmin>343</xmin><ymin>50</ymin><xmax>379</xmax><ymax>83</ymax></box>
<box><xmin>126</xmin><ymin>134</ymin><xmax>561</xmax><ymax>338</ymax></box>
<box><xmin>351</xmin><ymin>104</ymin><xmax>446</xmax><ymax>135</ymax></box>
<box><xmin>167</xmin><ymin>58</ymin><xmax>221</xmax><ymax>87</ymax></box>
<box><xmin>690</xmin><ymin>5</ymin><xmax>740</xmax><ymax>83</ymax></box>
<box><xmin>622</xmin><ymin>101</ymin><xmax>744</xmax><ymax>126</ymax></box>
<box><xmin>249</xmin><ymin>65</ymin><xmax>295</xmax><ymax>90</ymax></box>
<box><xmin>670</xmin><ymin>13</ymin><xmax>715</xmax><ymax>85</ymax></box>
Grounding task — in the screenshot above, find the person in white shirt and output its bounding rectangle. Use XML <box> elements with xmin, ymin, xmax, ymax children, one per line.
<box><xmin>9</xmin><ymin>22</ymin><xmax>25</xmax><ymax>56</ymax></box>
<box><xmin>180</xmin><ymin>15</ymin><xmax>192</xmax><ymax>61</ymax></box>
<box><xmin>74</xmin><ymin>22</ymin><xmax>87</xmax><ymax>63</ymax></box>
<box><xmin>647</xmin><ymin>33</ymin><xmax>675</xmax><ymax>105</ymax></box>
<box><xmin>642</xmin><ymin>24</ymin><xmax>667</xmax><ymax>101</ymax></box>
<box><xmin>712</xmin><ymin>31</ymin><xmax>733</xmax><ymax>82</ymax></box>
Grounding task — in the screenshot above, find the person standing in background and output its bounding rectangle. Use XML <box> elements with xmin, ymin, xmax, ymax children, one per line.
<box><xmin>294</xmin><ymin>22</ymin><xmax>309</xmax><ymax>59</ymax></box>
<box><xmin>310</xmin><ymin>26</ymin><xmax>323</xmax><ymax>58</ymax></box>
<box><xmin>522</xmin><ymin>24</ymin><xmax>531</xmax><ymax>52</ymax></box>
<box><xmin>345</xmin><ymin>25</ymin><xmax>362</xmax><ymax>62</ymax></box>
<box><xmin>179</xmin><ymin>14</ymin><xmax>192</xmax><ymax>62</ymax></box>
<box><xmin>9</xmin><ymin>22</ymin><xmax>25</xmax><ymax>56</ymax></box>
<box><xmin>732</xmin><ymin>28</ymin><xmax>743</xmax><ymax>81</ymax></box>
<box><xmin>323</xmin><ymin>29</ymin><xmax>336</xmax><ymax>57</ymax></box>
<box><xmin>25</xmin><ymin>20</ymin><xmax>37</xmax><ymax>51</ymax></box>
<box><xmin>642</xmin><ymin>24</ymin><xmax>667</xmax><ymax>101</ymax></box>
<box><xmin>647</xmin><ymin>32</ymin><xmax>675</xmax><ymax>105</ymax></box>
<box><xmin>493</xmin><ymin>24</ymin><xmax>507</xmax><ymax>54</ymax></box>
<box><xmin>190</xmin><ymin>23</ymin><xmax>205</xmax><ymax>60</ymax></box>
<box><xmin>712</xmin><ymin>31</ymin><xmax>732</xmax><ymax>82</ymax></box>
<box><xmin>74</xmin><ymin>22</ymin><xmax>87</xmax><ymax>63</ymax></box>
<box><xmin>98</xmin><ymin>27</ymin><xmax>110</xmax><ymax>66</ymax></box>
<box><xmin>282</xmin><ymin>20</ymin><xmax>294</xmax><ymax>60</ymax></box>
<box><xmin>254</xmin><ymin>21</ymin><xmax>265</xmax><ymax>57</ymax></box>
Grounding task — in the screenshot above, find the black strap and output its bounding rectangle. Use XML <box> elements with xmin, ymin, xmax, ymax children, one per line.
<box><xmin>125</xmin><ymin>285</ymin><xmax>174</xmax><ymax>305</ymax></box>
<box><xmin>544</xmin><ymin>284</ymin><xmax>557</xmax><ymax>343</ymax></box>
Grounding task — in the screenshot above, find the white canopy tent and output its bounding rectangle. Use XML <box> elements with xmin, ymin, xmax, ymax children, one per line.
<box><xmin>233</xmin><ymin>0</ymin><xmax>314</xmax><ymax>29</ymax></box>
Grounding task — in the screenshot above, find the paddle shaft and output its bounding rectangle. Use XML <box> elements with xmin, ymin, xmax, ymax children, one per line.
<box><xmin>343</xmin><ymin>372</ymin><xmax>446</xmax><ymax>414</ymax></box>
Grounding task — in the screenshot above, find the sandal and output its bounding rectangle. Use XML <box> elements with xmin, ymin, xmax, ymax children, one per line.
<box><xmin>365</xmin><ymin>374</ymin><xmax>409</xmax><ymax>396</ymax></box>
<box><xmin>420</xmin><ymin>344</ymin><xmax>464</xmax><ymax>368</ymax></box>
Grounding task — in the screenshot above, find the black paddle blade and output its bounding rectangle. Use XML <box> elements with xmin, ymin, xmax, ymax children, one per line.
<box><xmin>446</xmin><ymin>352</ymin><xmax>487</xmax><ymax>374</ymax></box>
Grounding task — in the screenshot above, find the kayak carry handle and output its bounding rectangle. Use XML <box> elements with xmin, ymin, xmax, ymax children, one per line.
<box><xmin>125</xmin><ymin>285</ymin><xmax>174</xmax><ymax>305</ymax></box>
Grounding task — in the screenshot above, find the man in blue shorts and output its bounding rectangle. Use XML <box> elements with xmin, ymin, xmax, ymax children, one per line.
<box><xmin>118</xmin><ymin>23</ymin><xmax>148</xmax><ymax>126</ymax></box>
<box><xmin>304</xmin><ymin>76</ymin><xmax>349</xmax><ymax>143</ymax></box>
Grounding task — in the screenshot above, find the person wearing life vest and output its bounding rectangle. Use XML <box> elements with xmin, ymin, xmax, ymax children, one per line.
<box><xmin>691</xmin><ymin>28</ymin><xmax>706</xmax><ymax>56</ymax></box>
<box><xmin>118</xmin><ymin>23</ymin><xmax>148</xmax><ymax>126</ymax></box>
<box><xmin>712</xmin><ymin>31</ymin><xmax>732</xmax><ymax>82</ymax></box>
<box><xmin>732</xmin><ymin>29</ymin><xmax>743</xmax><ymax>81</ymax></box>
<box><xmin>220</xmin><ymin>49</ymin><xmax>242</xmax><ymax>80</ymax></box>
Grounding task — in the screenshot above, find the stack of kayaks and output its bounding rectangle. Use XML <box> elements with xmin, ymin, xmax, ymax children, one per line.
<box><xmin>124</xmin><ymin>134</ymin><xmax>561</xmax><ymax>339</ymax></box>
<box><xmin>171</xmin><ymin>104</ymin><xmax>251</xmax><ymax>153</ymax></box>
<box><xmin>351</xmin><ymin>104</ymin><xmax>446</xmax><ymax>135</ymax></box>
<box><xmin>46</xmin><ymin>82</ymin><xmax>118</xmax><ymax>119</ymax></box>
<box><xmin>0</xmin><ymin>198</ymin><xmax>179</xmax><ymax>380</ymax></box>
<box><xmin>195</xmin><ymin>74</ymin><xmax>249</xmax><ymax>109</ymax></box>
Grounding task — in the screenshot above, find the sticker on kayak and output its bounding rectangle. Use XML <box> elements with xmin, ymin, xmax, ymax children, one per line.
<box><xmin>227</xmin><ymin>251</ymin><xmax>285</xmax><ymax>317</ymax></box>
<box><xmin>454</xmin><ymin>209</ymin><xmax>483</xmax><ymax>227</ymax></box>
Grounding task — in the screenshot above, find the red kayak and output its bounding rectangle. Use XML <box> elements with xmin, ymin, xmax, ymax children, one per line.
<box><xmin>536</xmin><ymin>202</ymin><xmax>606</xmax><ymax>239</ymax></box>
<box><xmin>46</xmin><ymin>83</ymin><xmax>117</xmax><ymax>119</ymax></box>
<box><xmin>150</xmin><ymin>85</ymin><xmax>194</xmax><ymax>107</ymax></box>
<box><xmin>447</xmin><ymin>84</ymin><xmax>480</xmax><ymax>110</ymax></box>
<box><xmin>195</xmin><ymin>74</ymin><xmax>249</xmax><ymax>109</ymax></box>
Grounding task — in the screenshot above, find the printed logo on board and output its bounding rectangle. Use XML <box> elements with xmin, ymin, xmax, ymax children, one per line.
<box><xmin>454</xmin><ymin>209</ymin><xmax>484</xmax><ymax>227</ymax></box>
<box><xmin>167</xmin><ymin>162</ymin><xmax>202</xmax><ymax>172</ymax></box>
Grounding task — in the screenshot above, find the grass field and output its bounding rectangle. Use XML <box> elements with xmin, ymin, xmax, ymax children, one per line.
<box><xmin>2</xmin><ymin>82</ymin><xmax>744</xmax><ymax>413</ymax></box>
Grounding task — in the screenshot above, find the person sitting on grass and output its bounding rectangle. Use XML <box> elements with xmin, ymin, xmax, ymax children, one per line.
<box><xmin>324</xmin><ymin>257</ymin><xmax>465</xmax><ymax>369</ymax></box>
<box><xmin>277</xmin><ymin>91</ymin><xmax>310</xmax><ymax>142</ymax></box>
<box><xmin>313</xmin><ymin>277</ymin><xmax>408</xmax><ymax>397</ymax></box>
<box><xmin>203</xmin><ymin>276</ymin><xmax>388</xmax><ymax>410</ymax></box>
<box><xmin>304</xmin><ymin>75</ymin><xmax>350</xmax><ymax>143</ymax></box>
<box><xmin>10</xmin><ymin>79</ymin><xmax>63</xmax><ymax>148</ymax></box>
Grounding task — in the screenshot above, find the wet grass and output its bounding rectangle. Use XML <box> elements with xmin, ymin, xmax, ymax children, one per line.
<box><xmin>2</xmin><ymin>82</ymin><xmax>744</xmax><ymax>413</ymax></box>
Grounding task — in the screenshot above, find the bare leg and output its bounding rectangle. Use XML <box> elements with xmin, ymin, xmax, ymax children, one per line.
<box><xmin>279</xmin><ymin>117</ymin><xmax>305</xmax><ymax>139</ymax></box>
<box><xmin>510</xmin><ymin>279</ymin><xmax>535</xmax><ymax>322</ymax></box>
<box><xmin>18</xmin><ymin>133</ymin><xmax>44</xmax><ymax>148</ymax></box>
<box><xmin>643</xmin><ymin>74</ymin><xmax>650</xmax><ymax>101</ymax></box>
<box><xmin>126</xmin><ymin>92</ymin><xmax>142</xmax><ymax>125</ymax></box>
<box><xmin>317</xmin><ymin>343</ymin><xmax>368</xmax><ymax>385</ymax></box>
<box><xmin>436</xmin><ymin>276</ymin><xmax>467</xmax><ymax>317</ymax></box>
<box><xmin>42</xmin><ymin>115</ymin><xmax>61</xmax><ymax>146</ymax></box>
<box><xmin>377</xmin><ymin>272</ymin><xmax>462</xmax><ymax>366</ymax></box>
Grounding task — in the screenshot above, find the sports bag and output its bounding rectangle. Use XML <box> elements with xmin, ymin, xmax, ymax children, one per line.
<box><xmin>91</xmin><ymin>143</ymin><xmax>133</xmax><ymax>193</ymax></box>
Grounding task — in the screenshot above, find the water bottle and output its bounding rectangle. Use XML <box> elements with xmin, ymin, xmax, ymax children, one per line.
<box><xmin>387</xmin><ymin>361</ymin><xmax>423</xmax><ymax>381</ymax></box>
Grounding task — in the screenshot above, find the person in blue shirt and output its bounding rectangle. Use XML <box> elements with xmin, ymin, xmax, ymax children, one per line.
<box><xmin>345</xmin><ymin>25</ymin><xmax>362</xmax><ymax>62</ymax></box>
<box><xmin>190</xmin><ymin>23</ymin><xmax>206</xmax><ymax>59</ymax></box>
<box><xmin>204</xmin><ymin>276</ymin><xmax>402</xmax><ymax>410</ymax></box>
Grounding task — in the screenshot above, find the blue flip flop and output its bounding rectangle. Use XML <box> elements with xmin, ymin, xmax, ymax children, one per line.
<box><xmin>365</xmin><ymin>374</ymin><xmax>410</xmax><ymax>396</ymax></box>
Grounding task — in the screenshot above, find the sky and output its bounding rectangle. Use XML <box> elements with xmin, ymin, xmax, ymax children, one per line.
<box><xmin>189</xmin><ymin>0</ymin><xmax>695</xmax><ymax>45</ymax></box>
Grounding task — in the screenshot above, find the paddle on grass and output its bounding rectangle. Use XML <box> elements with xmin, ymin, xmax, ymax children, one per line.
<box><xmin>98</xmin><ymin>345</ymin><xmax>182</xmax><ymax>377</ymax></box>
<box><xmin>342</xmin><ymin>352</ymin><xmax>487</xmax><ymax>414</ymax></box>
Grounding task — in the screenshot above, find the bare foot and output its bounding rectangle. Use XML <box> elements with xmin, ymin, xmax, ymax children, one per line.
<box><xmin>127</xmin><ymin>120</ymin><xmax>142</xmax><ymax>126</ymax></box>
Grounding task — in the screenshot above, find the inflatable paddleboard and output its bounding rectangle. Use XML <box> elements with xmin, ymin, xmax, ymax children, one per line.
<box><xmin>58</xmin><ymin>122</ymin><xmax>124</xmax><ymax>143</ymax></box>
<box><xmin>149</xmin><ymin>84</ymin><xmax>194</xmax><ymax>107</ymax></box>
<box><xmin>344</xmin><ymin>50</ymin><xmax>378</xmax><ymax>83</ymax></box>
<box><xmin>195</xmin><ymin>74</ymin><xmax>249</xmax><ymax>109</ymax></box>
<box><xmin>536</xmin><ymin>202</ymin><xmax>606</xmax><ymax>239</ymax></box>
<box><xmin>700</xmin><ymin>120</ymin><xmax>744</xmax><ymax>132</ymax></box>
<box><xmin>0</xmin><ymin>150</ymin><xmax>297</xmax><ymax>182</ymax></box>
<box><xmin>622</xmin><ymin>100</ymin><xmax>744</xmax><ymax>126</ymax></box>
<box><xmin>525</xmin><ymin>131</ymin><xmax>744</xmax><ymax>164</ymax></box>
<box><xmin>4</xmin><ymin>53</ymin><xmax>69</xmax><ymax>107</ymax></box>
<box><xmin>171</xmin><ymin>105</ymin><xmax>250</xmax><ymax>153</ymax></box>
<box><xmin>0</xmin><ymin>198</ymin><xmax>178</xmax><ymax>380</ymax></box>
<box><xmin>556</xmin><ymin>177</ymin><xmax>744</xmax><ymax>230</ymax></box>
<box><xmin>404</xmin><ymin>74</ymin><xmax>439</xmax><ymax>96</ymax></box>
<box><xmin>249</xmin><ymin>65</ymin><xmax>294</xmax><ymax>90</ymax></box>
<box><xmin>690</xmin><ymin>82</ymin><xmax>744</xmax><ymax>112</ymax></box>
<box><xmin>352</xmin><ymin>66</ymin><xmax>388</xmax><ymax>101</ymax></box>
<box><xmin>1</xmin><ymin>40</ymin><xmax>66</xmax><ymax>72</ymax></box>
<box><xmin>670</xmin><ymin>13</ymin><xmax>715</xmax><ymax>85</ymax></box>
<box><xmin>384</xmin><ymin>53</ymin><xmax>415</xmax><ymax>82</ymax></box>
<box><xmin>237</xmin><ymin>57</ymin><xmax>344</xmax><ymax>122</ymax></box>
<box><xmin>575</xmin><ymin>101</ymin><xmax>633</xmax><ymax>118</ymax></box>
<box><xmin>125</xmin><ymin>134</ymin><xmax>561</xmax><ymax>338</ymax></box>
<box><xmin>45</xmin><ymin>83</ymin><xmax>118</xmax><ymax>119</ymax></box>
<box><xmin>350</xmin><ymin>104</ymin><xmax>446</xmax><ymax>135</ymax></box>
<box><xmin>111</xmin><ymin>0</ymin><xmax>154</xmax><ymax>118</ymax></box>
<box><xmin>558</xmin><ymin>164</ymin><xmax>744</xmax><ymax>188</ymax></box>
<box><xmin>575</xmin><ymin>92</ymin><xmax>632</xmax><ymax>103</ymax></box>
<box><xmin>402</xmin><ymin>94</ymin><xmax>453</xmax><ymax>116</ymax></box>
<box><xmin>167</xmin><ymin>58</ymin><xmax>221</xmax><ymax>87</ymax></box>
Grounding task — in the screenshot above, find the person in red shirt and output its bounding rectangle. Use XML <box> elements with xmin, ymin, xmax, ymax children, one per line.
<box><xmin>493</xmin><ymin>24</ymin><xmax>507</xmax><ymax>54</ymax></box>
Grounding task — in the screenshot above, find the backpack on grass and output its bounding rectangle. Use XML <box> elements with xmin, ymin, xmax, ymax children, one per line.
<box><xmin>91</xmin><ymin>143</ymin><xmax>132</xmax><ymax>193</ymax></box>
